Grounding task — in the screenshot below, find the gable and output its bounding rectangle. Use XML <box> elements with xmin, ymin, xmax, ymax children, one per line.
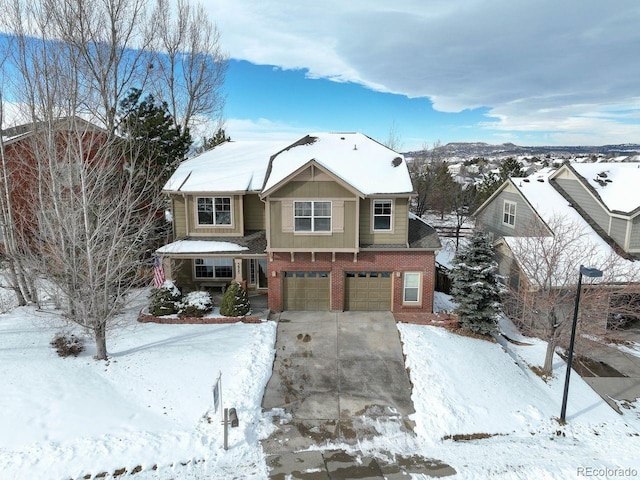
<box><xmin>475</xmin><ymin>185</ymin><xmax>545</xmax><ymax>239</ymax></box>
<box><xmin>261</xmin><ymin>133</ymin><xmax>414</xmax><ymax>196</ymax></box>
<box><xmin>262</xmin><ymin>162</ymin><xmax>359</xmax><ymax>199</ymax></box>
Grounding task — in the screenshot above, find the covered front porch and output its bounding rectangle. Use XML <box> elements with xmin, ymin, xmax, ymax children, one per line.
<box><xmin>156</xmin><ymin>232</ymin><xmax>270</xmax><ymax>294</ymax></box>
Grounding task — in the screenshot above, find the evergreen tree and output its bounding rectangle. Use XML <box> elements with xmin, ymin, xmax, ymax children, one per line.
<box><xmin>219</xmin><ymin>282</ymin><xmax>251</xmax><ymax>316</ymax></box>
<box><xmin>450</xmin><ymin>231</ymin><xmax>501</xmax><ymax>335</ymax></box>
<box><xmin>118</xmin><ymin>88</ymin><xmax>192</xmax><ymax>185</ymax></box>
<box><xmin>477</xmin><ymin>157</ymin><xmax>526</xmax><ymax>205</ymax></box>
<box><xmin>427</xmin><ymin>161</ymin><xmax>460</xmax><ymax>219</ymax></box>
<box><xmin>201</xmin><ymin>128</ymin><xmax>231</xmax><ymax>152</ymax></box>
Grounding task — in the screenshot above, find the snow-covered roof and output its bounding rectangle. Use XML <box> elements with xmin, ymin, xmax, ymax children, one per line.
<box><xmin>505</xmin><ymin>170</ymin><xmax>640</xmax><ymax>284</ymax></box>
<box><xmin>156</xmin><ymin>240</ymin><xmax>248</xmax><ymax>254</ymax></box>
<box><xmin>262</xmin><ymin>133</ymin><xmax>413</xmax><ymax>195</ymax></box>
<box><xmin>163</xmin><ymin>141</ymin><xmax>290</xmax><ymax>193</ymax></box>
<box><xmin>568</xmin><ymin>162</ymin><xmax>640</xmax><ymax>213</ymax></box>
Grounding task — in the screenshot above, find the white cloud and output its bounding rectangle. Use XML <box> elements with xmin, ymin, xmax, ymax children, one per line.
<box><xmin>225</xmin><ymin>118</ymin><xmax>309</xmax><ymax>143</ymax></box>
<box><xmin>207</xmin><ymin>0</ymin><xmax>640</xmax><ymax>143</ymax></box>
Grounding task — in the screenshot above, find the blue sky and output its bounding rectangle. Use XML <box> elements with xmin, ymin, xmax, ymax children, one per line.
<box><xmin>225</xmin><ymin>60</ymin><xmax>491</xmax><ymax>151</ymax></box>
<box><xmin>208</xmin><ymin>0</ymin><xmax>640</xmax><ymax>151</ymax></box>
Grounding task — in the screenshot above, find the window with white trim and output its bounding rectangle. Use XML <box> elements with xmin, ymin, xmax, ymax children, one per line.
<box><xmin>194</xmin><ymin>258</ymin><xmax>233</xmax><ymax>278</ymax></box>
<box><xmin>294</xmin><ymin>201</ymin><xmax>331</xmax><ymax>232</ymax></box>
<box><xmin>502</xmin><ymin>200</ymin><xmax>516</xmax><ymax>227</ymax></box>
<box><xmin>403</xmin><ymin>272</ymin><xmax>421</xmax><ymax>303</ymax></box>
<box><xmin>373</xmin><ymin>199</ymin><xmax>393</xmax><ymax>231</ymax></box>
<box><xmin>197</xmin><ymin>197</ymin><xmax>231</xmax><ymax>226</ymax></box>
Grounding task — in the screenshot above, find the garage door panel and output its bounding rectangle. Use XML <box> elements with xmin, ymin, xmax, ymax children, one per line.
<box><xmin>345</xmin><ymin>272</ymin><xmax>392</xmax><ymax>311</ymax></box>
<box><xmin>283</xmin><ymin>271</ymin><xmax>330</xmax><ymax>311</ymax></box>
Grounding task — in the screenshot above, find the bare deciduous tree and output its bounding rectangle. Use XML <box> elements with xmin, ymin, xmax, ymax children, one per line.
<box><xmin>149</xmin><ymin>0</ymin><xmax>228</xmax><ymax>135</ymax></box>
<box><xmin>500</xmin><ymin>215</ymin><xmax>640</xmax><ymax>375</ymax></box>
<box><xmin>0</xmin><ymin>0</ymin><xmax>224</xmax><ymax>359</ymax></box>
<box><xmin>29</xmin><ymin>119</ymin><xmax>163</xmax><ymax>360</ymax></box>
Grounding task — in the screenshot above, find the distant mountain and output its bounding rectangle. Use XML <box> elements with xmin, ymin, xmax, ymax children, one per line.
<box><xmin>404</xmin><ymin>142</ymin><xmax>640</xmax><ymax>160</ymax></box>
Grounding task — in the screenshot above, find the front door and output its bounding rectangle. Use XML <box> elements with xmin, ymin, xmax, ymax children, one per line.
<box><xmin>257</xmin><ymin>258</ymin><xmax>269</xmax><ymax>289</ymax></box>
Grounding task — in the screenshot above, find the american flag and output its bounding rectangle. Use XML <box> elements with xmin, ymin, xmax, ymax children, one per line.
<box><xmin>153</xmin><ymin>255</ymin><xmax>165</xmax><ymax>288</ymax></box>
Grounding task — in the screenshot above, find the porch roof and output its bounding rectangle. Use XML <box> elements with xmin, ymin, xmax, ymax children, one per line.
<box><xmin>157</xmin><ymin>230</ymin><xmax>267</xmax><ymax>256</ymax></box>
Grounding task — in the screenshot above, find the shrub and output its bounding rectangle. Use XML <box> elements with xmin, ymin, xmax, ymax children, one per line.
<box><xmin>178</xmin><ymin>291</ymin><xmax>213</xmax><ymax>318</ymax></box>
<box><xmin>148</xmin><ymin>280</ymin><xmax>181</xmax><ymax>316</ymax></box>
<box><xmin>50</xmin><ymin>333</ymin><xmax>85</xmax><ymax>357</ymax></box>
<box><xmin>219</xmin><ymin>282</ymin><xmax>250</xmax><ymax>317</ymax></box>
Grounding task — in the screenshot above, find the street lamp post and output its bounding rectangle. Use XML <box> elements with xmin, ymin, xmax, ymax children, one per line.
<box><xmin>560</xmin><ymin>265</ymin><xmax>603</xmax><ymax>422</ymax></box>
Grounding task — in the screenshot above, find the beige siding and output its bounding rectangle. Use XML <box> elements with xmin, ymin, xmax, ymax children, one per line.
<box><xmin>186</xmin><ymin>195</ymin><xmax>244</xmax><ymax>236</ymax></box>
<box><xmin>244</xmin><ymin>193</ymin><xmax>265</xmax><ymax>230</ymax></box>
<box><xmin>269</xmin><ymin>199</ymin><xmax>357</xmax><ymax>249</ymax></box>
<box><xmin>359</xmin><ymin>198</ymin><xmax>408</xmax><ymax>245</ymax></box>
<box><xmin>172</xmin><ymin>195</ymin><xmax>187</xmax><ymax>238</ymax></box>
<box><xmin>273</xmin><ymin>180</ymin><xmax>354</xmax><ymax>199</ymax></box>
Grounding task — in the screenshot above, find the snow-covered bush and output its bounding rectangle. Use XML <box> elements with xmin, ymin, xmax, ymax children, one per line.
<box><xmin>219</xmin><ymin>282</ymin><xmax>250</xmax><ymax>317</ymax></box>
<box><xmin>178</xmin><ymin>291</ymin><xmax>214</xmax><ymax>318</ymax></box>
<box><xmin>50</xmin><ymin>332</ymin><xmax>85</xmax><ymax>358</ymax></box>
<box><xmin>148</xmin><ymin>280</ymin><xmax>181</xmax><ymax>316</ymax></box>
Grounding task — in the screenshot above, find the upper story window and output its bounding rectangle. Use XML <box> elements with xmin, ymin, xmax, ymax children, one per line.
<box><xmin>197</xmin><ymin>197</ymin><xmax>231</xmax><ymax>226</ymax></box>
<box><xmin>294</xmin><ymin>201</ymin><xmax>331</xmax><ymax>232</ymax></box>
<box><xmin>373</xmin><ymin>199</ymin><xmax>393</xmax><ymax>231</ymax></box>
<box><xmin>503</xmin><ymin>200</ymin><xmax>516</xmax><ymax>227</ymax></box>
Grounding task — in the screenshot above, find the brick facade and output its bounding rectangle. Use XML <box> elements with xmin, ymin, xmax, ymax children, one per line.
<box><xmin>268</xmin><ymin>251</ymin><xmax>436</xmax><ymax>313</ymax></box>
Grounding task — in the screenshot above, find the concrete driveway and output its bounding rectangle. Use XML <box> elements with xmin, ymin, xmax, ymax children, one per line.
<box><xmin>261</xmin><ymin>311</ymin><xmax>415</xmax><ymax>452</ymax></box>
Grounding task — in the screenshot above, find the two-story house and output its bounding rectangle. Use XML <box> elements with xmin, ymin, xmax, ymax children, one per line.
<box><xmin>474</xmin><ymin>162</ymin><xmax>640</xmax><ymax>328</ymax></box>
<box><xmin>157</xmin><ymin>132</ymin><xmax>441</xmax><ymax>314</ymax></box>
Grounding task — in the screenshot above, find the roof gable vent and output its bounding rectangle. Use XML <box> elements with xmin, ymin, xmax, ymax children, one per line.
<box><xmin>392</xmin><ymin>157</ymin><xmax>402</xmax><ymax>167</ymax></box>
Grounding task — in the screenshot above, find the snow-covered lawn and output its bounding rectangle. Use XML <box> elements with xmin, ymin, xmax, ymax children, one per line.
<box><xmin>2</xmin><ymin>289</ymin><xmax>640</xmax><ymax>479</ymax></box>
<box><xmin>0</xmin><ymin>292</ymin><xmax>277</xmax><ymax>480</ymax></box>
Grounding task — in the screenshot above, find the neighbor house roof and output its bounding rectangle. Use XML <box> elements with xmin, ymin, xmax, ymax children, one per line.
<box><xmin>558</xmin><ymin>162</ymin><xmax>640</xmax><ymax>215</ymax></box>
<box><xmin>163</xmin><ymin>141</ymin><xmax>291</xmax><ymax>193</ymax></box>
<box><xmin>262</xmin><ymin>133</ymin><xmax>414</xmax><ymax>196</ymax></box>
<box><xmin>502</xmin><ymin>170</ymin><xmax>640</xmax><ymax>284</ymax></box>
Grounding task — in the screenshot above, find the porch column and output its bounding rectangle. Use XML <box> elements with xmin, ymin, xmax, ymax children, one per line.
<box><xmin>163</xmin><ymin>257</ymin><xmax>173</xmax><ymax>280</ymax></box>
<box><xmin>234</xmin><ymin>258</ymin><xmax>243</xmax><ymax>283</ymax></box>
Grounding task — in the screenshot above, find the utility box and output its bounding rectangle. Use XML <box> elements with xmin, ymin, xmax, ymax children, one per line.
<box><xmin>229</xmin><ymin>408</ymin><xmax>239</xmax><ymax>428</ymax></box>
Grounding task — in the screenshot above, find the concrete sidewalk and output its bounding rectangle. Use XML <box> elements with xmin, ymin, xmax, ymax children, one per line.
<box><xmin>579</xmin><ymin>333</ymin><xmax>640</xmax><ymax>412</ymax></box>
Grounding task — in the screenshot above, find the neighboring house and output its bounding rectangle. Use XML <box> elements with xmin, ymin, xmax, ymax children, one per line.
<box><xmin>158</xmin><ymin>132</ymin><xmax>441</xmax><ymax>313</ymax></box>
<box><xmin>0</xmin><ymin>118</ymin><xmax>108</xmax><ymax>248</ymax></box>
<box><xmin>474</xmin><ymin>163</ymin><xmax>640</xmax><ymax>328</ymax></box>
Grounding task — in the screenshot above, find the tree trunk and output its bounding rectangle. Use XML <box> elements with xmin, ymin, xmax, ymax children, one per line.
<box><xmin>543</xmin><ymin>335</ymin><xmax>556</xmax><ymax>375</ymax></box>
<box><xmin>6</xmin><ymin>261</ymin><xmax>27</xmax><ymax>306</ymax></box>
<box><xmin>94</xmin><ymin>322</ymin><xmax>108</xmax><ymax>360</ymax></box>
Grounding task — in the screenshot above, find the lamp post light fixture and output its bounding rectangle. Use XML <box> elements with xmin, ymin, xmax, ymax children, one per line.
<box><xmin>560</xmin><ymin>265</ymin><xmax>603</xmax><ymax>422</ymax></box>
